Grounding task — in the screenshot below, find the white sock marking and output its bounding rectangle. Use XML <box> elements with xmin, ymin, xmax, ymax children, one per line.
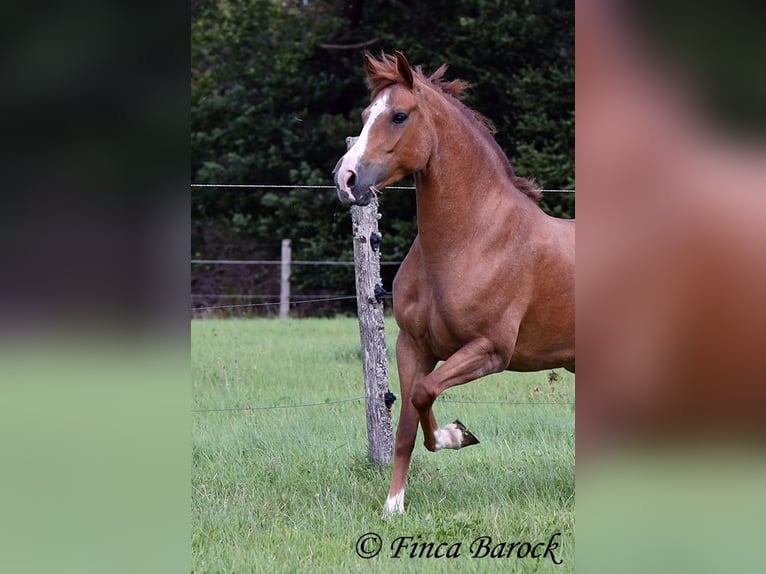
<box><xmin>382</xmin><ymin>488</ymin><xmax>405</xmax><ymax>517</ymax></box>
<box><xmin>434</xmin><ymin>423</ymin><xmax>463</xmax><ymax>450</ymax></box>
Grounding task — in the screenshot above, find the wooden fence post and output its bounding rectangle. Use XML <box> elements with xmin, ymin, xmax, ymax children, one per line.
<box><xmin>280</xmin><ymin>238</ymin><xmax>291</xmax><ymax>319</ymax></box>
<box><xmin>347</xmin><ymin>136</ymin><xmax>395</xmax><ymax>466</ymax></box>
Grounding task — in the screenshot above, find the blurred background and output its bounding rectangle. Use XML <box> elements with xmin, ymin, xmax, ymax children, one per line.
<box><xmin>577</xmin><ymin>1</ymin><xmax>766</xmax><ymax>573</ymax></box>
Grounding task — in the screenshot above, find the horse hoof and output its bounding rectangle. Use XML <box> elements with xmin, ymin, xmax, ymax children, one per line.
<box><xmin>434</xmin><ymin>419</ymin><xmax>480</xmax><ymax>450</ymax></box>
<box><xmin>453</xmin><ymin>419</ymin><xmax>480</xmax><ymax>447</ymax></box>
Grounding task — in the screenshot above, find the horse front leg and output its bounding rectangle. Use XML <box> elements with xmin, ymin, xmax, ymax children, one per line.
<box><xmin>411</xmin><ymin>338</ymin><xmax>511</xmax><ymax>452</ymax></box>
<box><xmin>383</xmin><ymin>332</ymin><xmax>436</xmax><ymax>517</ymax></box>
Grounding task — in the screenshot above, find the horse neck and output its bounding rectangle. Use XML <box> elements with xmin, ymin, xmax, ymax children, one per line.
<box><xmin>414</xmin><ymin>96</ymin><xmax>532</xmax><ymax>252</ymax></box>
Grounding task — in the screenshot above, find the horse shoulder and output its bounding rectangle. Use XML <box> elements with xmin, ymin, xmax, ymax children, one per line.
<box><xmin>392</xmin><ymin>236</ymin><xmax>431</xmax><ymax>337</ymax></box>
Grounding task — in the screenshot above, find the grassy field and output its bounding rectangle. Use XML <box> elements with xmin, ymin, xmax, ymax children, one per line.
<box><xmin>192</xmin><ymin>318</ymin><xmax>574</xmax><ymax>573</ymax></box>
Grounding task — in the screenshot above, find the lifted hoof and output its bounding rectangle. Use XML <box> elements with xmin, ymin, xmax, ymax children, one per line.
<box><xmin>453</xmin><ymin>420</ymin><xmax>480</xmax><ymax>447</ymax></box>
<box><xmin>434</xmin><ymin>419</ymin><xmax>480</xmax><ymax>450</ymax></box>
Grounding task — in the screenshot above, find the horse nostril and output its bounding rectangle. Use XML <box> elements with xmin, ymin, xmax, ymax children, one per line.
<box><xmin>345</xmin><ymin>170</ymin><xmax>357</xmax><ymax>189</ymax></box>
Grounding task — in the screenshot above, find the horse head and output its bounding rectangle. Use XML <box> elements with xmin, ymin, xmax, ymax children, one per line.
<box><xmin>333</xmin><ymin>51</ymin><xmax>435</xmax><ymax>206</ymax></box>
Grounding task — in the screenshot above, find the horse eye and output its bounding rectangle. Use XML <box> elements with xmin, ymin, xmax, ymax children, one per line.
<box><xmin>392</xmin><ymin>112</ymin><xmax>409</xmax><ymax>124</ymax></box>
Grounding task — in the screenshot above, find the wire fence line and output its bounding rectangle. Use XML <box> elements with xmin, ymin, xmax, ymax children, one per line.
<box><xmin>192</xmin><ymin>397</ymin><xmax>574</xmax><ymax>413</ymax></box>
<box><xmin>191</xmin><ymin>293</ymin><xmax>353</xmax><ymax>300</ymax></box>
<box><xmin>192</xmin><ymin>183</ymin><xmax>416</xmax><ymax>190</ymax></box>
<box><xmin>193</xmin><ymin>295</ymin><xmax>358</xmax><ymax>312</ymax></box>
<box><xmin>192</xmin><ymin>397</ymin><xmax>364</xmax><ymax>413</ymax></box>
<box><xmin>192</xmin><ymin>259</ymin><xmax>401</xmax><ymax>266</ymax></box>
<box><xmin>191</xmin><ymin>256</ymin><xmax>396</xmax><ymax>313</ymax></box>
<box><xmin>191</xmin><ymin>183</ymin><xmax>575</xmax><ymax>193</ymax></box>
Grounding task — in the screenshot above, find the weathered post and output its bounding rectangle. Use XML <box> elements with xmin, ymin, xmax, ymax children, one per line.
<box><xmin>279</xmin><ymin>238</ymin><xmax>291</xmax><ymax>319</ymax></box>
<box><xmin>347</xmin><ymin>136</ymin><xmax>395</xmax><ymax>466</ymax></box>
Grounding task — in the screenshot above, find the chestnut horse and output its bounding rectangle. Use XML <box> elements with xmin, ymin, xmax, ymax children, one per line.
<box><xmin>333</xmin><ymin>52</ymin><xmax>575</xmax><ymax>516</ymax></box>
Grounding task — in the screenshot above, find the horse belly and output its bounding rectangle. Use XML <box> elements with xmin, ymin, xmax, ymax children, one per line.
<box><xmin>509</xmin><ymin>313</ymin><xmax>575</xmax><ymax>371</ymax></box>
<box><xmin>507</xmin><ymin>344</ymin><xmax>574</xmax><ymax>372</ymax></box>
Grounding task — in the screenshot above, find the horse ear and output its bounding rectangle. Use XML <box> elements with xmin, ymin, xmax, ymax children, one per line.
<box><xmin>395</xmin><ymin>51</ymin><xmax>414</xmax><ymax>90</ymax></box>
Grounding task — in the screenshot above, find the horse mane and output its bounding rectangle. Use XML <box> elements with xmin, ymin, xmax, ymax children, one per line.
<box><xmin>365</xmin><ymin>52</ymin><xmax>543</xmax><ymax>203</ymax></box>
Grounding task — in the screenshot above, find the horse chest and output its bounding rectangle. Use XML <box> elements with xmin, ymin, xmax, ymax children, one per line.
<box><xmin>395</xmin><ymin>253</ymin><xmax>516</xmax><ymax>360</ymax></box>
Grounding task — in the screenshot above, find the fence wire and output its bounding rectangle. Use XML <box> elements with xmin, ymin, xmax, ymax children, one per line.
<box><xmin>192</xmin><ymin>397</ymin><xmax>574</xmax><ymax>413</ymax></box>
<box><xmin>192</xmin><ymin>294</ymin><xmax>358</xmax><ymax>312</ymax></box>
<box><xmin>191</xmin><ymin>183</ymin><xmax>574</xmax><ymax>192</ymax></box>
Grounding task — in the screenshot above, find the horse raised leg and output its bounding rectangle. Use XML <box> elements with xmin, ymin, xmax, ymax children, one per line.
<box><xmin>412</xmin><ymin>338</ymin><xmax>510</xmax><ymax>452</ymax></box>
<box><xmin>383</xmin><ymin>335</ymin><xmax>511</xmax><ymax>516</ymax></box>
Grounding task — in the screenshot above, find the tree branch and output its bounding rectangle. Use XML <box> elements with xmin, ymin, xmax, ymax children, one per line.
<box><xmin>319</xmin><ymin>38</ymin><xmax>379</xmax><ymax>51</ymax></box>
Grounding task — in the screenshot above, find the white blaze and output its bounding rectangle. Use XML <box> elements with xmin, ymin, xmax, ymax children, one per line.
<box><xmin>336</xmin><ymin>89</ymin><xmax>390</xmax><ymax>197</ymax></box>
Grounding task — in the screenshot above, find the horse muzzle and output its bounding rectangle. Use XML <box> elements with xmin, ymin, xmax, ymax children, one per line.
<box><xmin>333</xmin><ymin>158</ymin><xmax>381</xmax><ymax>207</ymax></box>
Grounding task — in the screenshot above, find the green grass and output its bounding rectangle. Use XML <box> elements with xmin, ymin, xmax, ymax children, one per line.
<box><xmin>192</xmin><ymin>318</ymin><xmax>574</xmax><ymax>573</ymax></box>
